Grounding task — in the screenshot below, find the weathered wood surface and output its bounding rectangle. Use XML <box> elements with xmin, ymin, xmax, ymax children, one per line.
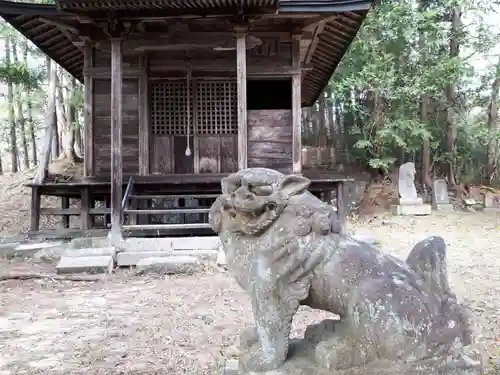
<box><xmin>138</xmin><ymin>54</ymin><xmax>149</xmax><ymax>175</ymax></box>
<box><xmin>247</xmin><ymin>109</ymin><xmax>292</xmax><ymax>173</ymax></box>
<box><xmin>93</xmin><ymin>78</ymin><xmax>139</xmax><ymax>176</ymax></box>
<box><xmin>83</xmin><ymin>41</ymin><xmax>94</xmax><ymax>177</ymax></box>
<box><xmin>236</xmin><ymin>30</ymin><xmax>248</xmax><ymax>170</ymax></box>
<box><xmin>110</xmin><ymin>38</ymin><xmax>123</xmax><ymax>242</ymax></box>
<box><xmin>87</xmin><ymin>42</ymin><xmax>296</xmax><ymax>79</ymax></box>
<box><xmin>291</xmin><ymin>34</ymin><xmax>302</xmax><ymax>174</ymax></box>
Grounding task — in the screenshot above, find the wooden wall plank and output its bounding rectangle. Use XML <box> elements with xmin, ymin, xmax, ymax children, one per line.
<box><xmin>220</xmin><ymin>134</ymin><xmax>237</xmax><ymax>173</ymax></box>
<box><xmin>236</xmin><ymin>31</ymin><xmax>248</xmax><ymax>170</ymax></box>
<box><xmin>93</xmin><ymin>78</ymin><xmax>139</xmax><ymax>176</ymax></box>
<box><xmin>247</xmin><ymin>109</ymin><xmax>292</xmax><ymax>174</ymax></box>
<box><xmin>138</xmin><ymin>54</ymin><xmax>149</xmax><ymax>175</ymax></box>
<box><xmin>198</xmin><ymin>136</ymin><xmax>219</xmax><ymax>173</ymax></box>
<box><xmin>110</xmin><ymin>37</ymin><xmax>123</xmax><ymax>242</ymax></box>
<box><xmin>150</xmin><ymin>136</ymin><xmax>174</xmax><ymax>174</ymax></box>
<box><xmin>173</xmin><ymin>136</ymin><xmax>194</xmax><ymax>173</ymax></box>
<box><xmin>292</xmin><ymin>34</ymin><xmax>302</xmax><ymax>174</ymax></box>
<box><xmin>83</xmin><ymin>41</ymin><xmax>94</xmax><ymax>177</ymax></box>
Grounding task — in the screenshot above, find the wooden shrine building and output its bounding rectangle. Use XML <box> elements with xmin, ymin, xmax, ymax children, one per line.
<box><xmin>0</xmin><ymin>0</ymin><xmax>372</xmax><ymax>240</ymax></box>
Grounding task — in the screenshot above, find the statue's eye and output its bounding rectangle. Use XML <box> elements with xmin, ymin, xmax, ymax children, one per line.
<box><xmin>222</xmin><ymin>178</ymin><xmax>240</xmax><ymax>194</ymax></box>
<box><xmin>249</xmin><ymin>185</ymin><xmax>273</xmax><ymax>196</ymax></box>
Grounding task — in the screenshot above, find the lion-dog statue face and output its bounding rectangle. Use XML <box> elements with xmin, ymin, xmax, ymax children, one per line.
<box><xmin>211</xmin><ymin>168</ymin><xmax>310</xmax><ymax>236</ymax></box>
<box><xmin>209</xmin><ymin>168</ymin><xmax>479</xmax><ymax>375</ymax></box>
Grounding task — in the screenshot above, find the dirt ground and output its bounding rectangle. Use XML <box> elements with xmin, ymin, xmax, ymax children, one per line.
<box><xmin>0</xmin><ymin>212</ymin><xmax>499</xmax><ymax>375</ymax></box>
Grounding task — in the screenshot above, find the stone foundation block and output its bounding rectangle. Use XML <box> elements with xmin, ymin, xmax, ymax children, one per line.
<box><xmin>135</xmin><ymin>256</ymin><xmax>199</xmax><ymax>275</ymax></box>
<box><xmin>391</xmin><ymin>204</ymin><xmax>431</xmax><ymax>216</ymax></box>
<box><xmin>56</xmin><ymin>255</ymin><xmax>114</xmax><ymax>274</ymax></box>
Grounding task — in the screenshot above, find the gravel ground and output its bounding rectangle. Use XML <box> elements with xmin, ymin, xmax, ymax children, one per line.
<box><xmin>0</xmin><ymin>212</ymin><xmax>499</xmax><ymax>375</ymax></box>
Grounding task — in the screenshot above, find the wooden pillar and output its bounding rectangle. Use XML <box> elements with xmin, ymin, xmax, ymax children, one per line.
<box><xmin>61</xmin><ymin>196</ymin><xmax>70</xmax><ymax>229</ymax></box>
<box><xmin>138</xmin><ymin>54</ymin><xmax>149</xmax><ymax>175</ymax></box>
<box><xmin>80</xmin><ymin>187</ymin><xmax>91</xmax><ymax>230</ymax></box>
<box><xmin>30</xmin><ymin>187</ymin><xmax>41</xmax><ymax>232</ymax></box>
<box><xmin>236</xmin><ymin>29</ymin><xmax>248</xmax><ymax>170</ymax></box>
<box><xmin>292</xmin><ymin>34</ymin><xmax>302</xmax><ymax>174</ymax></box>
<box><xmin>110</xmin><ymin>38</ymin><xmax>123</xmax><ymax>243</ymax></box>
<box><xmin>83</xmin><ymin>41</ymin><xmax>94</xmax><ymax>177</ymax></box>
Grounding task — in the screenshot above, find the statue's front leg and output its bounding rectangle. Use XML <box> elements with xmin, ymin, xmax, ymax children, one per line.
<box><xmin>240</xmin><ymin>283</ymin><xmax>297</xmax><ymax>372</ymax></box>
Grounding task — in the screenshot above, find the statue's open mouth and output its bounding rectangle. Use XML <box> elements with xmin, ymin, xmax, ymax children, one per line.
<box><xmin>224</xmin><ymin>202</ymin><xmax>278</xmax><ymax>234</ymax></box>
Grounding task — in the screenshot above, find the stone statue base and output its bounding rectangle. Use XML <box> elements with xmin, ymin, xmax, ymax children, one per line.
<box><xmin>224</xmin><ymin>320</ymin><xmax>481</xmax><ymax>375</ymax></box>
<box><xmin>391</xmin><ymin>203</ymin><xmax>431</xmax><ymax>216</ymax></box>
<box><xmin>433</xmin><ymin>203</ymin><xmax>455</xmax><ymax>212</ymax></box>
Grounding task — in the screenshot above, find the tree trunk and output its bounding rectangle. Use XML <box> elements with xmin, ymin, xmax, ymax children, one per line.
<box><xmin>5</xmin><ymin>35</ymin><xmax>18</xmax><ymax>173</ymax></box>
<box><xmin>12</xmin><ymin>39</ymin><xmax>30</xmax><ymax>170</ymax></box>
<box><xmin>48</xmin><ymin>57</ymin><xmax>59</xmax><ymax>159</ymax></box>
<box><xmin>326</xmin><ymin>86</ymin><xmax>335</xmax><ymax>150</ymax></box>
<box><xmin>318</xmin><ymin>91</ymin><xmax>327</xmax><ymax>147</ymax></box>
<box><xmin>22</xmin><ymin>39</ymin><xmax>37</xmax><ymax>166</ymax></box>
<box><xmin>34</xmin><ymin>58</ymin><xmax>58</xmax><ymax>183</ymax></box>
<box><xmin>419</xmin><ymin>0</ymin><xmax>431</xmax><ymax>192</ymax></box>
<box><xmin>445</xmin><ymin>5</ymin><xmax>461</xmax><ymax>185</ymax></box>
<box><xmin>61</xmin><ymin>75</ymin><xmax>80</xmax><ymax>161</ymax></box>
<box><xmin>485</xmin><ymin>57</ymin><xmax>500</xmax><ymax>183</ymax></box>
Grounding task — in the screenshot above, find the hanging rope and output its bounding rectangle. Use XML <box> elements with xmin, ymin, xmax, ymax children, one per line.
<box><xmin>185</xmin><ymin>66</ymin><xmax>192</xmax><ymax>157</ymax></box>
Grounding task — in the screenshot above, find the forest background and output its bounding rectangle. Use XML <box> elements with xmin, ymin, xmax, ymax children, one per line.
<box><xmin>0</xmin><ymin>0</ymin><xmax>499</xmax><ymax>193</ymax></box>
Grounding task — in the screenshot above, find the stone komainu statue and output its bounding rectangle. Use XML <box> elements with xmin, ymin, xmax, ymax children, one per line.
<box><xmin>209</xmin><ymin>167</ymin><xmax>481</xmax><ymax>375</ymax></box>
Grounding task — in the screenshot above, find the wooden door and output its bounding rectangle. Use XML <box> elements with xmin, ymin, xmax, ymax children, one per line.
<box><xmin>195</xmin><ymin>80</ymin><xmax>238</xmax><ymax>174</ymax></box>
<box><xmin>150</xmin><ymin>80</ymin><xmax>194</xmax><ymax>174</ymax></box>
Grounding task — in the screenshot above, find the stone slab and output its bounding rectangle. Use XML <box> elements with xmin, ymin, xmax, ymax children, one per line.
<box><xmin>63</xmin><ymin>247</ymin><xmax>116</xmax><ymax>258</ymax></box>
<box><xmin>223</xmin><ymin>359</ymin><xmax>239</xmax><ymax>375</ymax></box>
<box><xmin>67</xmin><ymin>236</ymin><xmax>110</xmax><ymax>250</ymax></box>
<box><xmin>117</xmin><ymin>249</ymin><xmax>218</xmax><ymax>266</ymax></box>
<box><xmin>391</xmin><ymin>204</ymin><xmax>431</xmax><ymax>216</ymax></box>
<box><xmin>0</xmin><ymin>242</ymin><xmax>21</xmax><ymax>257</ymax></box>
<box><xmin>483</xmin><ymin>207</ymin><xmax>500</xmax><ymax>212</ymax></box>
<box><xmin>398</xmin><ymin>198</ymin><xmax>423</xmax><ymax>205</ymax></box>
<box><xmin>434</xmin><ymin>204</ymin><xmax>455</xmax><ymax>212</ymax></box>
<box><xmin>117</xmin><ymin>237</ymin><xmax>173</xmax><ymax>252</ymax></box>
<box><xmin>56</xmin><ymin>255</ymin><xmax>114</xmax><ymax>275</ymax></box>
<box><xmin>2</xmin><ymin>241</ymin><xmax>65</xmax><ymax>259</ymax></box>
<box><xmin>171</xmin><ymin>236</ymin><xmax>220</xmax><ymax>250</ymax></box>
<box><xmin>135</xmin><ymin>256</ymin><xmax>199</xmax><ymax>275</ymax></box>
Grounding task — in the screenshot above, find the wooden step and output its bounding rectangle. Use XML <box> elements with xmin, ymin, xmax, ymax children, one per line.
<box><xmin>124</xmin><ymin>208</ymin><xmax>209</xmax><ymax>214</ymax></box>
<box><xmin>41</xmin><ymin>208</ymin><xmax>111</xmax><ymax>216</ymax></box>
<box><xmin>129</xmin><ymin>194</ymin><xmax>219</xmax><ymax>200</ymax></box>
<box><xmin>41</xmin><ymin>208</ymin><xmax>80</xmax><ymax>215</ymax></box>
<box><xmin>123</xmin><ymin>223</ymin><xmax>211</xmax><ymax>230</ymax></box>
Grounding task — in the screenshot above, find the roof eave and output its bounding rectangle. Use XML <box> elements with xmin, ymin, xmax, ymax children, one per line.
<box><xmin>278</xmin><ymin>0</ymin><xmax>372</xmax><ymax>12</ymax></box>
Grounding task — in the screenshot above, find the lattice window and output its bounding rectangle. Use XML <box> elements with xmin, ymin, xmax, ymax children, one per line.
<box><xmin>196</xmin><ymin>81</ymin><xmax>237</xmax><ymax>135</ymax></box>
<box><xmin>150</xmin><ymin>80</ymin><xmax>237</xmax><ymax>136</ymax></box>
<box><xmin>150</xmin><ymin>81</ymin><xmax>193</xmax><ymax>136</ymax></box>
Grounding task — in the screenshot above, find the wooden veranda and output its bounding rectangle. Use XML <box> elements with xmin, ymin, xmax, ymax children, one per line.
<box><xmin>0</xmin><ymin>0</ymin><xmax>372</xmax><ymax>240</ymax></box>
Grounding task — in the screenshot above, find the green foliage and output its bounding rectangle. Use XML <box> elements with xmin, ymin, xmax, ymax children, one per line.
<box><xmin>323</xmin><ymin>0</ymin><xmax>500</xmax><ymax>183</ymax></box>
<box><xmin>0</xmin><ymin>61</ymin><xmax>44</xmax><ymax>90</ymax></box>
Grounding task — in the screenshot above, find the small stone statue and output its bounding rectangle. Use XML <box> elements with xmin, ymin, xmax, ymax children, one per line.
<box><xmin>398</xmin><ymin>162</ymin><xmax>422</xmax><ymax>203</ymax></box>
<box><xmin>210</xmin><ymin>167</ymin><xmax>481</xmax><ymax>375</ymax></box>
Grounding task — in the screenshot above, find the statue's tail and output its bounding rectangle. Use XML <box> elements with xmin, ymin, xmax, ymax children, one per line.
<box><xmin>406</xmin><ymin>236</ymin><xmax>473</xmax><ymax>346</ymax></box>
<box><xmin>406</xmin><ymin>236</ymin><xmax>451</xmax><ymax>299</ymax></box>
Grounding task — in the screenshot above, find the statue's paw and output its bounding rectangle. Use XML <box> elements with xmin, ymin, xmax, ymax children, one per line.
<box><xmin>240</xmin><ymin>346</ymin><xmax>283</xmax><ymax>373</ymax></box>
<box><xmin>239</xmin><ymin>326</ymin><xmax>258</xmax><ymax>350</ymax></box>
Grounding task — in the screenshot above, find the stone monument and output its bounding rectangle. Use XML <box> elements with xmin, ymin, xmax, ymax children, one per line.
<box><xmin>483</xmin><ymin>190</ymin><xmax>500</xmax><ymax>212</ymax></box>
<box><xmin>392</xmin><ymin>162</ymin><xmax>431</xmax><ymax>215</ymax></box>
<box><xmin>432</xmin><ymin>179</ymin><xmax>455</xmax><ymax>212</ymax></box>
<box><xmin>210</xmin><ymin>167</ymin><xmax>481</xmax><ymax>375</ymax></box>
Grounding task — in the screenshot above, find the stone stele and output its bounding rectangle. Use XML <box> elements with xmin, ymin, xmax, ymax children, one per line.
<box><xmin>209</xmin><ymin>167</ymin><xmax>481</xmax><ymax>375</ymax></box>
<box><xmin>392</xmin><ymin>162</ymin><xmax>431</xmax><ymax>215</ymax></box>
